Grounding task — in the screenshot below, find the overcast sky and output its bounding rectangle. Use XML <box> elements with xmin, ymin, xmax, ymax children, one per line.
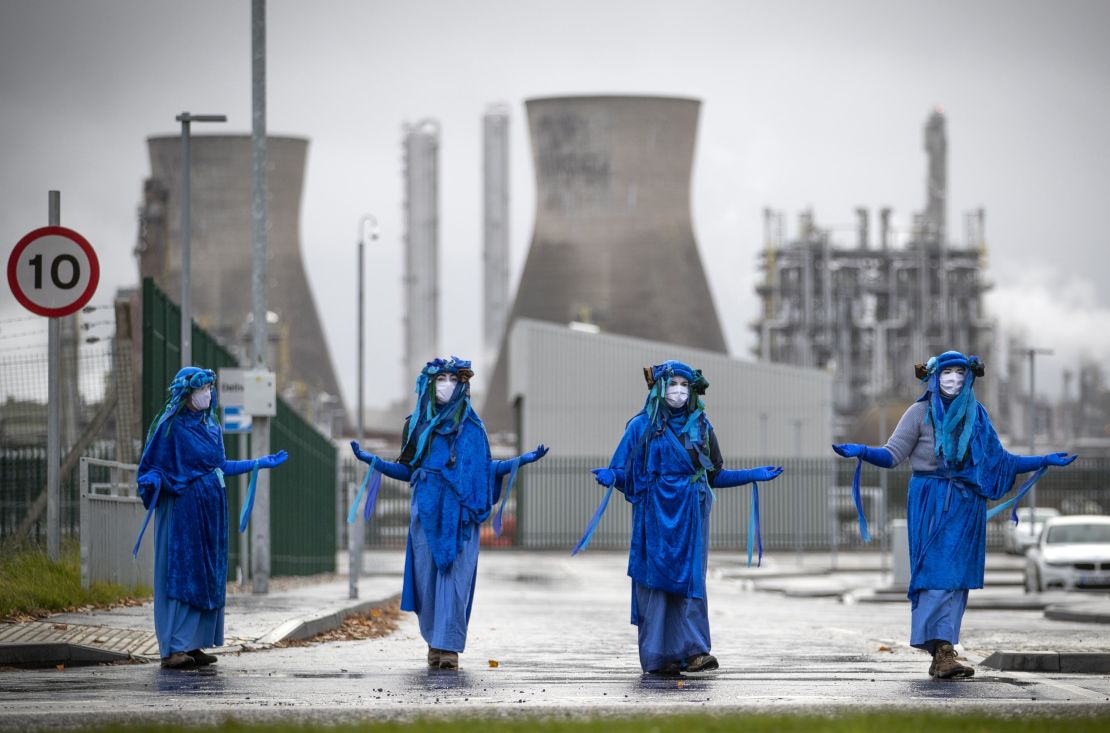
<box><xmin>2</xmin><ymin>0</ymin><xmax>1109</xmax><ymax>409</ymax></box>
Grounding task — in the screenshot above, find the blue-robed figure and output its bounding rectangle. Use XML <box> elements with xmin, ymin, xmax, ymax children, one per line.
<box><xmin>583</xmin><ymin>360</ymin><xmax>783</xmax><ymax>675</ymax></box>
<box><xmin>349</xmin><ymin>356</ymin><xmax>548</xmax><ymax>670</ymax></box>
<box><xmin>134</xmin><ymin>366</ymin><xmax>289</xmax><ymax>670</ymax></box>
<box><xmin>833</xmin><ymin>350</ymin><xmax>1076</xmax><ymax>679</ymax></box>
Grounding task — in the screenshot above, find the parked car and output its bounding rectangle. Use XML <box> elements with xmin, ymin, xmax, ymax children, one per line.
<box><xmin>1024</xmin><ymin>515</ymin><xmax>1110</xmax><ymax>593</ymax></box>
<box><xmin>1003</xmin><ymin>507</ymin><xmax>1060</xmax><ymax>554</ymax></box>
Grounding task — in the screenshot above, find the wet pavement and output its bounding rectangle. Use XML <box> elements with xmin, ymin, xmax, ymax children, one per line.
<box><xmin>2</xmin><ymin>551</ymin><xmax>1110</xmax><ymax>728</ymax></box>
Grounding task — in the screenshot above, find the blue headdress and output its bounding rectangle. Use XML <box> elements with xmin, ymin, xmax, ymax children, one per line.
<box><xmin>142</xmin><ymin>366</ymin><xmax>218</xmax><ymax>450</ymax></box>
<box><xmin>399</xmin><ymin>356</ymin><xmax>479</xmax><ymax>467</ymax></box>
<box><xmin>915</xmin><ymin>350</ymin><xmax>983</xmax><ymax>467</ymax></box>
<box><xmin>640</xmin><ymin>360</ymin><xmax>712</xmax><ymax>463</ymax></box>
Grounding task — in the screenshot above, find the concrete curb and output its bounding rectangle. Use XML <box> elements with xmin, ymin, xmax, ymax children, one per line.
<box><xmin>1044</xmin><ymin>602</ymin><xmax>1110</xmax><ymax>625</ymax></box>
<box><xmin>980</xmin><ymin>650</ymin><xmax>1110</xmax><ymax>673</ymax></box>
<box><xmin>255</xmin><ymin>592</ymin><xmax>401</xmax><ymax>645</ymax></box>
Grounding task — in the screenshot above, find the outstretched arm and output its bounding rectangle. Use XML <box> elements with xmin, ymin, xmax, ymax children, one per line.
<box><xmin>831</xmin><ymin>443</ymin><xmax>895</xmax><ymax>468</ymax></box>
<box><xmin>493</xmin><ymin>444</ymin><xmax>549</xmax><ymax>477</ymax></box>
<box><xmin>222</xmin><ymin>458</ymin><xmax>257</xmax><ymax>476</ymax></box>
<box><xmin>351</xmin><ymin>441</ymin><xmax>413</xmax><ymax>482</ymax></box>
<box><xmin>1013</xmin><ymin>451</ymin><xmax>1078</xmax><ymax>473</ymax></box>
<box><xmin>711</xmin><ymin>465</ymin><xmax>784</xmax><ymax>488</ymax></box>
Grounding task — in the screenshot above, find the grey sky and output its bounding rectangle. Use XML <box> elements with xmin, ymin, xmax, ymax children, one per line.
<box><xmin>2</xmin><ymin>0</ymin><xmax>1109</xmax><ymax>409</ymax></box>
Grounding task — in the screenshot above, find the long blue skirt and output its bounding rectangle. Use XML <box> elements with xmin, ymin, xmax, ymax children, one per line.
<box><xmin>400</xmin><ymin>507</ymin><xmax>480</xmax><ymax>653</ymax></box>
<box><xmin>910</xmin><ymin>588</ymin><xmax>969</xmax><ymax>652</ymax></box>
<box><xmin>632</xmin><ymin>582</ymin><xmax>711</xmax><ymax>672</ymax></box>
<box><xmin>154</xmin><ymin>495</ymin><xmax>224</xmax><ymax>658</ymax></box>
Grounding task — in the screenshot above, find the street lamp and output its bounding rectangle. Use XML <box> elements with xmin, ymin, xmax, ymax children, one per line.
<box><xmin>1026</xmin><ymin>347</ymin><xmax>1053</xmax><ymax>537</ymax></box>
<box><xmin>176</xmin><ymin>112</ymin><xmax>227</xmax><ymax>367</ymax></box>
<box><xmin>350</xmin><ymin>213</ymin><xmax>379</xmax><ymax>600</ymax></box>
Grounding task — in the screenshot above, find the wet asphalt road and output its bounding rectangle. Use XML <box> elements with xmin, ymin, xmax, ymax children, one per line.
<box><xmin>2</xmin><ymin>551</ymin><xmax>1109</xmax><ymax>728</ymax></box>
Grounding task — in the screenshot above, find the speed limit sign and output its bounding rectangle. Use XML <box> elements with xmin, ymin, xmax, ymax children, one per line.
<box><xmin>7</xmin><ymin>226</ymin><xmax>99</xmax><ymax>317</ymax></box>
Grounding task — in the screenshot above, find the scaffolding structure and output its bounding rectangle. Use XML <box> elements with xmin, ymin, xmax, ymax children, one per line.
<box><xmin>754</xmin><ymin>110</ymin><xmax>997</xmax><ymax>435</ymax></box>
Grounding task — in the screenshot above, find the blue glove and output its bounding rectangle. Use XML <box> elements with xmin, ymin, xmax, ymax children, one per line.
<box><xmin>591</xmin><ymin>467</ymin><xmax>625</xmax><ymax>488</ymax></box>
<box><xmin>712</xmin><ymin>466</ymin><xmax>783</xmax><ymax>487</ymax></box>
<box><xmin>222</xmin><ymin>458</ymin><xmax>257</xmax><ymax>477</ymax></box>
<box><xmin>832</xmin><ymin>444</ymin><xmax>893</xmax><ymax>468</ymax></box>
<box><xmin>1044</xmin><ymin>452</ymin><xmax>1078</xmax><ymax>467</ymax></box>
<box><xmin>350</xmin><ymin>441</ymin><xmax>413</xmax><ymax>481</ymax></box>
<box><xmin>519</xmin><ymin>444</ymin><xmax>549</xmax><ymax>465</ymax></box>
<box><xmin>257</xmin><ymin>450</ymin><xmax>288</xmax><ymax>469</ymax></box>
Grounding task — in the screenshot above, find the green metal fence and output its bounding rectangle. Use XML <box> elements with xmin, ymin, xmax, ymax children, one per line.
<box><xmin>141</xmin><ymin>278</ymin><xmax>335</xmax><ymax>575</ymax></box>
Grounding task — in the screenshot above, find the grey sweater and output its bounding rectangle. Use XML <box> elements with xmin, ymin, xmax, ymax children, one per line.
<box><xmin>882</xmin><ymin>401</ymin><xmax>939</xmax><ymax>473</ymax></box>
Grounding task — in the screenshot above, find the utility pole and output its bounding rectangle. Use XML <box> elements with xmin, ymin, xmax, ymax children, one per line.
<box><xmin>250</xmin><ymin>0</ymin><xmax>271</xmax><ymax>594</ymax></box>
<box><xmin>1026</xmin><ymin>347</ymin><xmax>1053</xmax><ymax>537</ymax></box>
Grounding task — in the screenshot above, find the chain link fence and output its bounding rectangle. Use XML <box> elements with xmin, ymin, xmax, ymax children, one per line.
<box><xmin>0</xmin><ymin>305</ymin><xmax>126</xmax><ymax>544</ymax></box>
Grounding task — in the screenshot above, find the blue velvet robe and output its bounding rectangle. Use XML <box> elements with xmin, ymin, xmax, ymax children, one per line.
<box><xmin>610</xmin><ymin>412</ymin><xmax>715</xmax><ymax>600</ymax></box>
<box><xmin>137</xmin><ymin>407</ymin><xmax>228</xmax><ymax>611</ymax></box>
<box><xmin>400</xmin><ymin>413</ymin><xmax>495</xmax><ymax>612</ymax></box>
<box><xmin>907</xmin><ymin>402</ymin><xmax>1021</xmax><ymax>596</ymax></box>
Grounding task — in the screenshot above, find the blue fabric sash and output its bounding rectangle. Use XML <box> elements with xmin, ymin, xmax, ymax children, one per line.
<box><xmin>238</xmin><ymin>463</ymin><xmax>260</xmax><ymax>533</ymax></box>
<box><xmin>492</xmin><ymin>457</ymin><xmax>521</xmax><ymax>537</ymax></box>
<box><xmin>850</xmin><ymin>457</ymin><xmax>872</xmax><ymax>543</ymax></box>
<box><xmin>572</xmin><ymin>473</ymin><xmax>616</xmax><ymax>555</ymax></box>
<box><xmin>347</xmin><ymin>457</ymin><xmax>383</xmax><ymax>524</ymax></box>
<box><xmin>986</xmin><ymin>466</ymin><xmax>1049</xmax><ymax>522</ymax></box>
<box><xmin>747</xmin><ymin>482</ymin><xmax>763</xmax><ymax>567</ymax></box>
<box><xmin>131</xmin><ymin>483</ymin><xmax>162</xmax><ymax>558</ymax></box>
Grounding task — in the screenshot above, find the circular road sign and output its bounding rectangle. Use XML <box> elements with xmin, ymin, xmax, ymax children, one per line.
<box><xmin>7</xmin><ymin>226</ymin><xmax>100</xmax><ymax>318</ymax></box>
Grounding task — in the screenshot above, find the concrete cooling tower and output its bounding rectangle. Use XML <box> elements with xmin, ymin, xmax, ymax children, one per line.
<box><xmin>137</xmin><ymin>135</ymin><xmax>345</xmax><ymax>424</ymax></box>
<box><xmin>483</xmin><ymin>95</ymin><xmax>727</xmax><ymax>430</ymax></box>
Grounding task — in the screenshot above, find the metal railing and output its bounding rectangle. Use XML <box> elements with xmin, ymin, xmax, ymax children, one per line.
<box><xmin>352</xmin><ymin>455</ymin><xmax>1110</xmax><ymax>553</ymax></box>
<box><xmin>79</xmin><ymin>457</ymin><xmax>149</xmax><ymax>589</ymax></box>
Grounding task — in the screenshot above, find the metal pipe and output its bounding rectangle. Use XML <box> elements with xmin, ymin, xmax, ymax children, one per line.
<box><xmin>47</xmin><ymin>191</ymin><xmax>61</xmax><ymax>561</ymax></box>
<box><xmin>179</xmin><ymin>117</ymin><xmax>191</xmax><ymax>367</ymax></box>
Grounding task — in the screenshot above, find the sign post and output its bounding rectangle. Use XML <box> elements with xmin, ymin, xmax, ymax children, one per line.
<box><xmin>7</xmin><ymin>192</ymin><xmax>100</xmax><ymax>560</ymax></box>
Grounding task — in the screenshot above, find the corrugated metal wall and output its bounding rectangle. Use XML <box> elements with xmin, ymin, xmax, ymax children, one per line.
<box><xmin>508</xmin><ymin>319</ymin><xmax>832</xmax><ymax>458</ymax></box>
<box><xmin>506</xmin><ymin>320</ymin><xmax>835</xmax><ymax>549</ymax></box>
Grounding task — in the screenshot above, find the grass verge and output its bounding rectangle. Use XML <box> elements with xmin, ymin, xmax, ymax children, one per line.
<box><xmin>0</xmin><ymin>543</ymin><xmax>151</xmax><ymax>620</ymax></box>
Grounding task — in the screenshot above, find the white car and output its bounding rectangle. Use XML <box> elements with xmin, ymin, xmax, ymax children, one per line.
<box><xmin>1003</xmin><ymin>507</ymin><xmax>1060</xmax><ymax>554</ymax></box>
<box><xmin>1024</xmin><ymin>515</ymin><xmax>1110</xmax><ymax>593</ymax></box>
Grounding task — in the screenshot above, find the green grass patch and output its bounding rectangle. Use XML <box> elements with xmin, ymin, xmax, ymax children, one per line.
<box><xmin>64</xmin><ymin>713</ymin><xmax>1110</xmax><ymax>733</ymax></box>
<box><xmin>0</xmin><ymin>543</ymin><xmax>150</xmax><ymax>618</ymax></box>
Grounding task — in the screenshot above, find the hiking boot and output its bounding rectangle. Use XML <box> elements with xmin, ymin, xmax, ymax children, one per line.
<box><xmin>932</xmin><ymin>642</ymin><xmax>974</xmax><ymax>679</ymax></box>
<box><xmin>187</xmin><ymin>649</ymin><xmax>218</xmax><ymax>666</ymax></box>
<box><xmin>427</xmin><ymin>647</ymin><xmax>441</xmax><ymax>667</ymax></box>
<box><xmin>685</xmin><ymin>653</ymin><xmax>719</xmax><ymax>673</ymax></box>
<box><xmin>437</xmin><ymin>651</ymin><xmax>459</xmax><ymax>670</ymax></box>
<box><xmin>928</xmin><ymin>654</ymin><xmax>937</xmax><ymax>677</ymax></box>
<box><xmin>648</xmin><ymin>660</ymin><xmax>682</xmax><ymax>676</ymax></box>
<box><xmin>160</xmin><ymin>652</ymin><xmax>196</xmax><ymax>669</ymax></box>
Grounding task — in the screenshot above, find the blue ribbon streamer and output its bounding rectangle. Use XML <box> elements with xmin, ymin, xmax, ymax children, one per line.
<box><xmin>851</xmin><ymin>457</ymin><xmax>872</xmax><ymax>543</ymax></box>
<box><xmin>493</xmin><ymin>457</ymin><xmax>521</xmax><ymax>537</ymax></box>
<box><xmin>238</xmin><ymin>463</ymin><xmax>260</xmax><ymax>533</ymax></box>
<box><xmin>746</xmin><ymin>482</ymin><xmax>763</xmax><ymax>568</ymax></box>
<box><xmin>572</xmin><ymin>477</ymin><xmax>615</xmax><ymax>555</ymax></box>
<box><xmin>987</xmin><ymin>466</ymin><xmax>1049</xmax><ymax>522</ymax></box>
<box><xmin>347</xmin><ymin>457</ymin><xmax>378</xmax><ymax>524</ymax></box>
<box><xmin>362</xmin><ymin>469</ymin><xmax>383</xmax><ymax>523</ymax></box>
<box><xmin>131</xmin><ymin>484</ymin><xmax>161</xmax><ymax>559</ymax></box>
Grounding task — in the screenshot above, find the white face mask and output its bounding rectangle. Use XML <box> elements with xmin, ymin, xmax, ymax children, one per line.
<box><xmin>189</xmin><ymin>385</ymin><xmax>213</xmax><ymax>411</ymax></box>
<box><xmin>939</xmin><ymin>367</ymin><xmax>966</xmax><ymax>397</ymax></box>
<box><xmin>435</xmin><ymin>375</ymin><xmax>459</xmax><ymax>405</ymax></box>
<box><xmin>665</xmin><ymin>379</ymin><xmax>689</xmax><ymax>409</ymax></box>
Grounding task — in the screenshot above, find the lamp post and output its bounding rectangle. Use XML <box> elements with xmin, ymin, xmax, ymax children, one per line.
<box><xmin>350</xmin><ymin>214</ymin><xmax>379</xmax><ymax>600</ymax></box>
<box><xmin>1026</xmin><ymin>347</ymin><xmax>1053</xmax><ymax>537</ymax></box>
<box><xmin>176</xmin><ymin>112</ymin><xmax>227</xmax><ymax>367</ymax></box>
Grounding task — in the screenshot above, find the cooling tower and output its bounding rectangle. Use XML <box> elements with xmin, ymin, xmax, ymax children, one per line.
<box><xmin>483</xmin><ymin>95</ymin><xmax>727</xmax><ymax>430</ymax></box>
<box><xmin>139</xmin><ymin>135</ymin><xmax>345</xmax><ymax>418</ymax></box>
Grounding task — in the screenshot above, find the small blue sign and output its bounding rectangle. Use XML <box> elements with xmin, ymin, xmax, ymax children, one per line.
<box><xmin>223</xmin><ymin>405</ymin><xmax>253</xmax><ymax>434</ymax></box>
